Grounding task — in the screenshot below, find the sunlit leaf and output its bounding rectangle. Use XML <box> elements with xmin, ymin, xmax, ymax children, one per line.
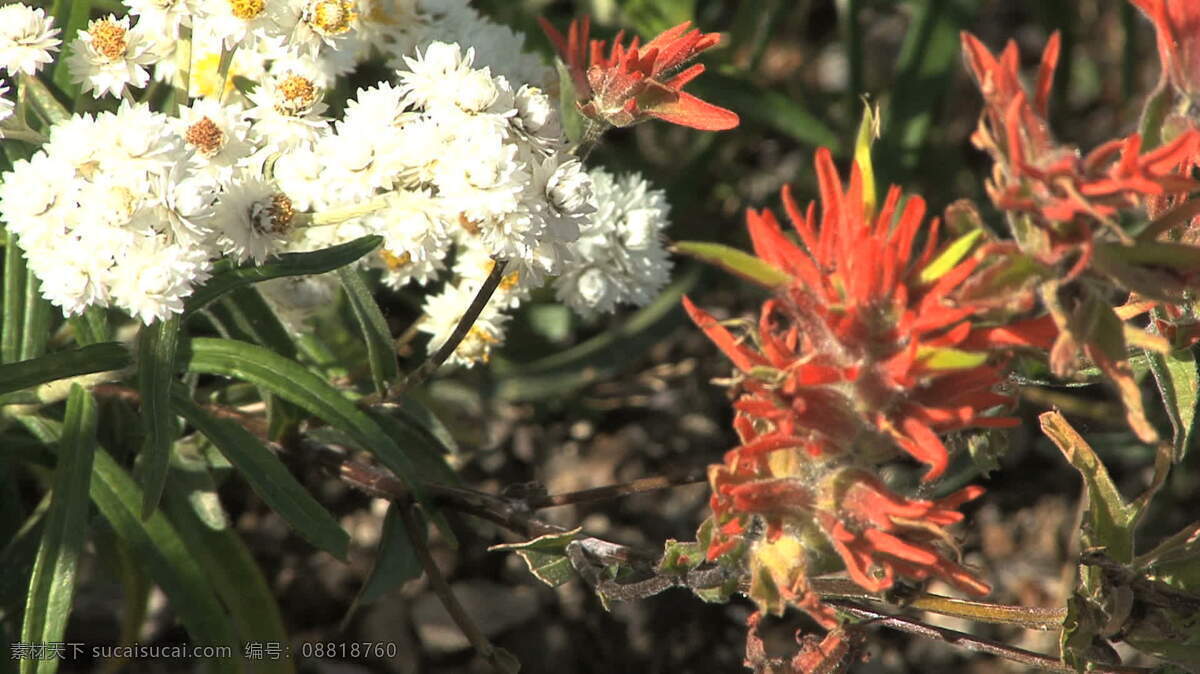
<box><xmin>672</xmin><ymin>241</ymin><xmax>790</xmax><ymax>287</ymax></box>
<box><xmin>489</xmin><ymin>528</ymin><xmax>582</xmax><ymax>588</ymax></box>
<box><xmin>0</xmin><ymin>342</ymin><xmax>131</xmax><ymax>399</ymax></box>
<box><xmin>338</xmin><ymin>266</ymin><xmax>398</xmax><ymax>396</ymax></box>
<box><xmin>137</xmin><ymin>315</ymin><xmax>182</xmax><ymax>518</ymax></box>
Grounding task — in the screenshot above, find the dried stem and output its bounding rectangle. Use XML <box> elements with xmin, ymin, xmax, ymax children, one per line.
<box><xmin>397</xmin><ymin>502</ymin><xmax>512</xmax><ymax>674</ymax></box>
<box><xmin>394</xmin><ymin>258</ymin><xmax>507</xmax><ymax>394</ymax></box>
<box><xmin>828</xmin><ymin>601</ymin><xmax>1154</xmax><ymax>674</ymax></box>
<box><xmin>524</xmin><ymin>468</ymin><xmax>707</xmax><ymax>509</ymax></box>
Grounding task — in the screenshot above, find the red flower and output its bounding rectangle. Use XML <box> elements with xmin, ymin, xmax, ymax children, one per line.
<box><xmin>685</xmin><ymin>148</ymin><xmax>1017</xmax><ymax>485</ymax></box>
<box><xmin>961</xmin><ymin>31</ymin><xmax>1200</xmax><ymax>232</ymax></box>
<box><xmin>538</xmin><ymin>16</ymin><xmax>739</xmax><ymax>131</ymax></box>
<box><xmin>1130</xmin><ymin>0</ymin><xmax>1200</xmax><ymax>100</ymax></box>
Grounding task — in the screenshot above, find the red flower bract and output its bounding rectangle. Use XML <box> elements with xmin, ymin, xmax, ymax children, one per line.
<box><xmin>538</xmin><ymin>16</ymin><xmax>739</xmax><ymax>131</ymax></box>
<box><xmin>1130</xmin><ymin>0</ymin><xmax>1200</xmax><ymax>101</ymax></box>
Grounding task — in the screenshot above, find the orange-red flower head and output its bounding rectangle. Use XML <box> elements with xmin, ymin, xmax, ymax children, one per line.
<box><xmin>538</xmin><ymin>16</ymin><xmax>739</xmax><ymax>131</ymax></box>
<box><xmin>1130</xmin><ymin>0</ymin><xmax>1200</xmax><ymax>101</ymax></box>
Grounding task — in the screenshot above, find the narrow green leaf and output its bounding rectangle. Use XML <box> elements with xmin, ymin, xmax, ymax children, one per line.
<box><xmin>89</xmin><ymin>448</ymin><xmax>240</xmax><ymax>673</ymax></box>
<box><xmin>915</xmin><ymin>345</ymin><xmax>989</xmax><ymax>370</ymax></box>
<box><xmin>365</xmin><ymin>409</ymin><xmax>460</xmax><ymax>488</ymax></box>
<box><xmin>20</xmin><ymin>386</ymin><xmax>96</xmax><ymax>674</ymax></box>
<box><xmin>877</xmin><ymin>0</ymin><xmax>975</xmax><ymax>182</ymax></box>
<box><xmin>1039</xmin><ymin>411</ymin><xmax>1135</xmax><ymax>562</ymax></box>
<box><xmin>355</xmin><ymin>504</ymin><xmax>422</xmax><ymax>605</ymax></box>
<box><xmin>49</xmin><ymin>0</ymin><xmax>92</xmax><ymax>100</ymax></box>
<box><xmin>337</xmin><ymin>266</ymin><xmax>398</xmax><ymax>395</ymax></box>
<box><xmin>137</xmin><ymin>315</ymin><xmax>182</xmax><ymax>518</ymax></box>
<box><xmin>184</xmin><ymin>236</ymin><xmax>382</xmax><ymax>316</ymax></box>
<box><xmin>672</xmin><ymin>241</ymin><xmax>790</xmax><ymax>288</ymax></box>
<box><xmin>170</xmin><ymin>386</ymin><xmax>349</xmax><ymax>559</ymax></box>
<box><xmin>0</xmin><ymin>495</ymin><xmax>50</xmax><ymax>622</ymax></box>
<box><xmin>215</xmin><ymin>287</ymin><xmax>297</xmax><ymax>359</ymax></box>
<box><xmin>19</xmin><ymin>270</ymin><xmax>51</xmax><ymax>361</ymax></box>
<box><xmin>180</xmin><ymin>337</ymin><xmax>423</xmax><ymax>499</ymax></box>
<box><xmin>918</xmin><ymin>229</ymin><xmax>983</xmax><ymax>284</ymax></box>
<box><xmin>160</xmin><ymin>452</ymin><xmax>294</xmax><ymax>674</ymax></box>
<box><xmin>0</xmin><ymin>342</ymin><xmax>130</xmax><ymax>398</ymax></box>
<box><xmin>90</xmin><ymin>526</ymin><xmax>152</xmax><ymax>674</ymax></box>
<box><xmin>853</xmin><ymin>98</ymin><xmax>880</xmax><ymax>214</ymax></box>
<box><xmin>553</xmin><ymin>58</ymin><xmax>585</xmax><ymax>145</ymax></box>
<box><xmin>3</xmin><ymin>229</ymin><xmax>26</xmax><ymax>364</ymax></box>
<box><xmin>1146</xmin><ymin>346</ymin><xmax>1199</xmax><ymax>463</ymax></box>
<box><xmin>68</xmin><ymin>307</ymin><xmax>112</xmax><ymax>347</ymax></box>
<box><xmin>617</xmin><ymin>0</ymin><xmax>694</xmax><ymax>36</ymax></box>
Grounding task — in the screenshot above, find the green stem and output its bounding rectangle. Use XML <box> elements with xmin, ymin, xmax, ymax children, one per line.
<box><xmin>2</xmin><ymin>229</ymin><xmax>26</xmax><ymax>364</ymax></box>
<box><xmin>170</xmin><ymin>24</ymin><xmax>193</xmax><ymax>114</ymax></box>
<box><xmin>309</xmin><ymin>194</ymin><xmax>391</xmax><ymax>226</ymax></box>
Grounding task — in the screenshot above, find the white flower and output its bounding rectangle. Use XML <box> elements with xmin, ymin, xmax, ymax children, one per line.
<box><xmin>399</xmin><ymin>41</ymin><xmax>481</xmax><ymax>112</ymax></box>
<box><xmin>273</xmin><ymin>144</ymin><xmax>327</xmax><ymax>211</ymax></box>
<box><xmin>554</xmin><ymin>168</ymin><xmax>673</xmax><ymax>318</ymax></box>
<box><xmin>109</xmin><ymin>235</ymin><xmax>212</xmax><ymax>323</ymax></box>
<box><xmin>174</xmin><ymin>98</ymin><xmax>254</xmax><ymax>181</ymax></box>
<box><xmin>196</xmin><ymin>0</ymin><xmax>282</xmax><ymax>49</ymax></box>
<box><xmin>245</xmin><ymin>66</ymin><xmax>331</xmax><ymax>149</ymax></box>
<box><xmin>0</xmin><ymin>4</ymin><xmax>61</xmax><ymax>76</ymax></box>
<box><xmin>364</xmin><ymin>189</ymin><xmax>451</xmax><ymax>289</ymax></box>
<box><xmin>212</xmin><ymin>172</ymin><xmax>298</xmax><ymax>262</ymax></box>
<box><xmin>418</xmin><ymin>279</ymin><xmax>510</xmax><ymax>368</ymax></box>
<box><xmin>410</xmin><ymin>0</ymin><xmax>551</xmax><ymax>88</ymax></box>
<box><xmin>66</xmin><ymin>15</ymin><xmax>159</xmax><ymax>98</ymax></box>
<box><xmin>278</xmin><ymin>0</ymin><xmax>359</xmax><ymax>56</ymax></box>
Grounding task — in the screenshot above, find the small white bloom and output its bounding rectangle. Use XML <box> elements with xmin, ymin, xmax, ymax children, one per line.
<box><xmin>0</xmin><ymin>4</ymin><xmax>61</xmax><ymax>76</ymax></box>
<box><xmin>245</xmin><ymin>66</ymin><xmax>331</xmax><ymax>149</ymax></box>
<box><xmin>109</xmin><ymin>235</ymin><xmax>212</xmax><ymax>323</ymax></box>
<box><xmin>212</xmin><ymin>173</ymin><xmax>299</xmax><ymax>262</ymax></box>
<box><xmin>66</xmin><ymin>15</ymin><xmax>159</xmax><ymax>98</ymax></box>
<box><xmin>124</xmin><ymin>0</ymin><xmax>197</xmax><ymax>34</ymax></box>
<box><xmin>554</xmin><ymin>168</ymin><xmax>673</xmax><ymax>318</ymax></box>
<box><xmin>196</xmin><ymin>0</ymin><xmax>281</xmax><ymax>49</ymax></box>
<box><xmin>174</xmin><ymin>98</ymin><xmax>254</xmax><ymax>181</ymax></box>
<box><xmin>279</xmin><ymin>0</ymin><xmax>359</xmax><ymax>56</ymax></box>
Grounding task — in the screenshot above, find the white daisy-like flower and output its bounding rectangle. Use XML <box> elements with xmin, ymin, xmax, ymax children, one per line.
<box><xmin>0</xmin><ymin>4</ymin><xmax>62</xmax><ymax>76</ymax></box>
<box><xmin>418</xmin><ymin>279</ymin><xmax>510</xmax><ymax>368</ymax></box>
<box><xmin>273</xmin><ymin>144</ymin><xmax>327</xmax><ymax>212</ymax></box>
<box><xmin>511</xmin><ymin>84</ymin><xmax>562</xmax><ymax>152</ymax></box>
<box><xmin>245</xmin><ymin>66</ymin><xmax>331</xmax><ymax>149</ymax></box>
<box><xmin>109</xmin><ymin>234</ymin><xmax>213</xmax><ymax>323</ymax></box>
<box><xmin>212</xmin><ymin>173</ymin><xmax>299</xmax><ymax>262</ymax></box>
<box><xmin>554</xmin><ymin>168</ymin><xmax>673</xmax><ymax>318</ymax></box>
<box><xmin>65</xmin><ymin>15</ymin><xmax>159</xmax><ymax>98</ymax></box>
<box><xmin>277</xmin><ymin>0</ymin><xmax>359</xmax><ymax>57</ymax></box>
<box><xmin>196</xmin><ymin>0</ymin><xmax>282</xmax><ymax>49</ymax></box>
<box><xmin>399</xmin><ymin>41</ymin><xmax>479</xmax><ymax>111</ymax></box>
<box><xmin>174</xmin><ymin>98</ymin><xmax>254</xmax><ymax>181</ymax></box>
<box><xmin>363</xmin><ymin>188</ymin><xmax>451</xmax><ymax>288</ymax></box>
<box><xmin>416</xmin><ymin>0</ymin><xmax>551</xmax><ymax>88</ymax></box>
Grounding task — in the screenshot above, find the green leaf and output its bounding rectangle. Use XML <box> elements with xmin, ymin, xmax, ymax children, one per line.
<box><xmin>553</xmin><ymin>58</ymin><xmax>586</xmax><ymax>145</ymax></box>
<box><xmin>691</xmin><ymin>73</ymin><xmax>841</xmax><ymax>151</ymax></box>
<box><xmin>672</xmin><ymin>241</ymin><xmax>789</xmax><ymax>288</ymax></box>
<box><xmin>137</xmin><ymin>315</ymin><xmax>183</xmax><ymax>518</ymax></box>
<box><xmin>19</xmin><ymin>270</ymin><xmax>52</xmax><ymax>361</ymax></box>
<box><xmin>170</xmin><ymin>386</ymin><xmax>349</xmax><ymax>559</ymax></box>
<box><xmin>854</xmin><ymin>98</ymin><xmax>880</xmax><ymax>215</ymax></box>
<box><xmin>917</xmin><ymin>229</ymin><xmax>983</xmax><ymax>284</ymax></box>
<box><xmin>89</xmin><ymin>447</ymin><xmax>240</xmax><ymax>673</ymax></box>
<box><xmin>184</xmin><ymin>236</ymin><xmax>382</xmax><ymax>316</ymax></box>
<box><xmin>1039</xmin><ymin>411</ymin><xmax>1135</xmax><ymax>563</ymax></box>
<box><xmin>180</xmin><ymin>337</ymin><xmax>425</xmax><ymax>502</ymax></box>
<box><xmin>1146</xmin><ymin>346</ymin><xmax>1199</xmax><ymax>463</ymax></box>
<box><xmin>20</xmin><ymin>386</ymin><xmax>96</xmax><ymax>674</ymax></box>
<box><xmin>69</xmin><ymin>307</ymin><xmax>112</xmax><ymax>347</ymax></box>
<box><xmin>49</xmin><ymin>0</ymin><xmax>92</xmax><ymax>100</ymax></box>
<box><xmin>489</xmin><ymin>528</ymin><xmax>582</xmax><ymax>588</ymax></box>
<box><xmin>214</xmin><ymin>287</ymin><xmax>297</xmax><ymax>359</ymax></box>
<box><xmin>617</xmin><ymin>0</ymin><xmax>694</xmax><ymax>36</ymax></box>
<box><xmin>0</xmin><ymin>495</ymin><xmax>49</xmax><ymax>622</ymax></box>
<box><xmin>658</xmin><ymin>539</ymin><xmax>704</xmax><ymax>575</ymax></box>
<box><xmin>160</xmin><ymin>455</ymin><xmax>295</xmax><ymax>674</ymax></box>
<box><xmin>0</xmin><ymin>342</ymin><xmax>131</xmax><ymax>398</ymax></box>
<box><xmin>877</xmin><ymin>0</ymin><xmax>976</xmax><ymax>183</ymax></box>
<box><xmin>492</xmin><ymin>267</ymin><xmax>700</xmax><ymax>402</ymax></box>
<box><xmin>337</xmin><ymin>266</ymin><xmax>398</xmax><ymax>396</ymax></box>
<box><xmin>916</xmin><ymin>345</ymin><xmax>989</xmax><ymax>371</ymax></box>
<box><xmin>355</xmin><ymin>504</ymin><xmax>422</xmax><ymax>605</ymax></box>
<box><xmin>3</xmin><ymin>229</ymin><xmax>26</xmax><ymax>365</ymax></box>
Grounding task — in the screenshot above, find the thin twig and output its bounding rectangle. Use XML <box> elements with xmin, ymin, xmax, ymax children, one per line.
<box><xmin>394</xmin><ymin>258</ymin><xmax>507</xmax><ymax>394</ymax></box>
<box><xmin>811</xmin><ymin>578</ymin><xmax>1066</xmax><ymax>630</ymax></box>
<box><xmin>524</xmin><ymin>468</ymin><xmax>708</xmax><ymax>509</ymax></box>
<box><xmin>828</xmin><ymin>601</ymin><xmax>1154</xmax><ymax>674</ymax></box>
<box><xmin>397</xmin><ymin>502</ymin><xmax>512</xmax><ymax>674</ymax></box>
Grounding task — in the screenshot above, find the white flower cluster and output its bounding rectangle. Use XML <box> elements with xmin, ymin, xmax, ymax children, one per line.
<box><xmin>555</xmin><ymin>168</ymin><xmax>673</xmax><ymax>318</ymax></box>
<box><xmin>0</xmin><ymin>1</ymin><xmax>677</xmax><ymax>371</ymax></box>
<box><xmin>0</xmin><ymin>104</ymin><xmax>218</xmax><ymax>323</ymax></box>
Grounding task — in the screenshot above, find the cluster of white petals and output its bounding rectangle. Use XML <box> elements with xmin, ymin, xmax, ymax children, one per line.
<box><xmin>0</xmin><ymin>104</ymin><xmax>217</xmax><ymax>323</ymax></box>
<box><xmin>0</xmin><ymin>0</ymin><xmax>677</xmax><ymax>369</ymax></box>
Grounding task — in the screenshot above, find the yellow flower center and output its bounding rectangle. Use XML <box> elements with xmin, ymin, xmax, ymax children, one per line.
<box><xmin>309</xmin><ymin>0</ymin><xmax>356</xmax><ymax>35</ymax></box>
<box><xmin>276</xmin><ymin>74</ymin><xmax>318</xmax><ymax>113</ymax></box>
<box><xmin>228</xmin><ymin>0</ymin><xmax>266</xmax><ymax>20</ymax></box>
<box><xmin>184</xmin><ymin>117</ymin><xmax>225</xmax><ymax>156</ymax></box>
<box><xmin>251</xmin><ymin>194</ymin><xmax>296</xmax><ymax>235</ymax></box>
<box><xmin>381</xmin><ymin>249</ymin><xmax>411</xmax><ymax>270</ymax></box>
<box><xmin>500</xmin><ymin>272</ymin><xmax>520</xmax><ymax>291</ymax></box>
<box><xmin>89</xmin><ymin>21</ymin><xmax>127</xmax><ymax>60</ymax></box>
<box><xmin>458</xmin><ymin>212</ymin><xmax>481</xmax><ymax>235</ymax></box>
